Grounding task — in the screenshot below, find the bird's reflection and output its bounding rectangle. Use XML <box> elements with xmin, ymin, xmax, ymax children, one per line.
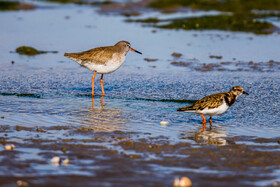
<box><xmin>74</xmin><ymin>96</ymin><xmax>127</xmax><ymax>132</ymax></box>
<box><xmin>91</xmin><ymin>95</ymin><xmax>104</xmax><ymax>109</ymax></box>
<box><xmin>201</xmin><ymin>121</ymin><xmax>213</xmax><ymax>133</ymax></box>
<box><xmin>181</xmin><ymin>124</ymin><xmax>228</xmax><ymax>146</ymax></box>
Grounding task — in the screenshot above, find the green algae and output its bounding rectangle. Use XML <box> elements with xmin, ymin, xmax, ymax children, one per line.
<box><xmin>0</xmin><ymin>1</ymin><xmax>19</xmax><ymax>10</ymax></box>
<box><xmin>0</xmin><ymin>1</ymin><xmax>35</xmax><ymax>11</ymax></box>
<box><xmin>126</xmin><ymin>17</ymin><xmax>160</xmax><ymax>23</ymax></box>
<box><xmin>133</xmin><ymin>0</ymin><xmax>280</xmax><ymax>34</ymax></box>
<box><xmin>0</xmin><ymin>93</ymin><xmax>41</xmax><ymax>98</ymax></box>
<box><xmin>16</xmin><ymin>46</ymin><xmax>47</xmax><ymax>56</ymax></box>
<box><xmin>16</xmin><ymin>46</ymin><xmax>57</xmax><ymax>56</ymax></box>
<box><xmin>43</xmin><ymin>0</ymin><xmax>76</xmax><ymax>3</ymax></box>
<box><xmin>128</xmin><ymin>12</ymin><xmax>278</xmax><ymax>34</ymax></box>
<box><xmin>149</xmin><ymin>0</ymin><xmax>280</xmax><ymax>12</ymax></box>
<box><xmin>42</xmin><ymin>0</ymin><xmax>112</xmax><ymax>5</ymax></box>
<box><xmin>159</xmin><ymin>13</ymin><xmax>275</xmax><ymax>34</ymax></box>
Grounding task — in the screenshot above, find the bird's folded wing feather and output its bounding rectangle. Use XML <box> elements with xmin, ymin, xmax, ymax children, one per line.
<box><xmin>192</xmin><ymin>93</ymin><xmax>225</xmax><ymax>110</ymax></box>
<box><xmin>67</xmin><ymin>47</ymin><xmax>115</xmax><ymax>65</ymax></box>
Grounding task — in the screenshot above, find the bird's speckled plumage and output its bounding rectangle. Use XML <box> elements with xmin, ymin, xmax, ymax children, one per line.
<box><xmin>178</xmin><ymin>86</ymin><xmax>248</xmax><ymax>116</ymax></box>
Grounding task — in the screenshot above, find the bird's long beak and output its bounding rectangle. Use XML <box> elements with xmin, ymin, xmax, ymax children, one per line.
<box><xmin>243</xmin><ymin>91</ymin><xmax>249</xmax><ymax>95</ymax></box>
<box><xmin>130</xmin><ymin>48</ymin><xmax>142</xmax><ymax>55</ymax></box>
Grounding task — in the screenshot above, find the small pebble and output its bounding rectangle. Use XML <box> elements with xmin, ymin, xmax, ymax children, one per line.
<box><xmin>180</xmin><ymin>177</ymin><xmax>192</xmax><ymax>187</ymax></box>
<box><xmin>172</xmin><ymin>52</ymin><xmax>182</xmax><ymax>58</ymax></box>
<box><xmin>5</xmin><ymin>144</ymin><xmax>15</xmax><ymax>150</ymax></box>
<box><xmin>51</xmin><ymin>156</ymin><xmax>61</xmax><ymax>166</ymax></box>
<box><xmin>272</xmin><ymin>181</ymin><xmax>280</xmax><ymax>187</ymax></box>
<box><xmin>173</xmin><ymin>177</ymin><xmax>192</xmax><ymax>187</ymax></box>
<box><xmin>144</xmin><ymin>58</ymin><xmax>158</xmax><ymax>62</ymax></box>
<box><xmin>209</xmin><ymin>55</ymin><xmax>222</xmax><ymax>59</ymax></box>
<box><xmin>61</xmin><ymin>147</ymin><xmax>67</xmax><ymax>153</ymax></box>
<box><xmin>16</xmin><ymin>180</ymin><xmax>29</xmax><ymax>187</ymax></box>
<box><xmin>160</xmin><ymin>121</ymin><xmax>169</xmax><ymax>127</ymax></box>
<box><xmin>173</xmin><ymin>177</ymin><xmax>181</xmax><ymax>186</ymax></box>
<box><xmin>36</xmin><ymin>128</ymin><xmax>46</xmax><ymax>133</ymax></box>
<box><xmin>63</xmin><ymin>158</ymin><xmax>69</xmax><ymax>166</ymax></box>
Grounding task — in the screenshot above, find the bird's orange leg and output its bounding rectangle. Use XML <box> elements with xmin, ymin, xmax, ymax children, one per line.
<box><xmin>100</xmin><ymin>95</ymin><xmax>104</xmax><ymax>108</ymax></box>
<box><xmin>200</xmin><ymin>113</ymin><xmax>207</xmax><ymax>124</ymax></box>
<box><xmin>200</xmin><ymin>113</ymin><xmax>207</xmax><ymax>133</ymax></box>
<box><xmin>201</xmin><ymin>123</ymin><xmax>206</xmax><ymax>133</ymax></box>
<box><xmin>91</xmin><ymin>97</ymin><xmax>94</xmax><ymax>109</ymax></box>
<box><xmin>92</xmin><ymin>72</ymin><xmax>97</xmax><ymax>96</ymax></box>
<box><xmin>100</xmin><ymin>74</ymin><xmax>104</xmax><ymax>95</ymax></box>
<box><xmin>209</xmin><ymin>117</ymin><xmax>213</xmax><ymax>126</ymax></box>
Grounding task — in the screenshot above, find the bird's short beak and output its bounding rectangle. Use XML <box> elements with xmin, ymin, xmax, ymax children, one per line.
<box><xmin>130</xmin><ymin>48</ymin><xmax>142</xmax><ymax>55</ymax></box>
<box><xmin>243</xmin><ymin>91</ymin><xmax>249</xmax><ymax>95</ymax></box>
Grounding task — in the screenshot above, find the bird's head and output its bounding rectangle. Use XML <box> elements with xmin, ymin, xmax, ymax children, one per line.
<box><xmin>115</xmin><ymin>41</ymin><xmax>142</xmax><ymax>55</ymax></box>
<box><xmin>229</xmin><ymin>86</ymin><xmax>249</xmax><ymax>98</ymax></box>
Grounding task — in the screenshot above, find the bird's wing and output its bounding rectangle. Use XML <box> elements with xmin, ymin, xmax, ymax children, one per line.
<box><xmin>65</xmin><ymin>46</ymin><xmax>115</xmax><ymax>65</ymax></box>
<box><xmin>178</xmin><ymin>93</ymin><xmax>225</xmax><ymax>112</ymax></box>
<box><xmin>192</xmin><ymin>93</ymin><xmax>225</xmax><ymax>111</ymax></box>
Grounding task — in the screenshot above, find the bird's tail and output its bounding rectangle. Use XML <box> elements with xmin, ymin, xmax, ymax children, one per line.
<box><xmin>177</xmin><ymin>105</ymin><xmax>196</xmax><ymax>112</ymax></box>
<box><xmin>64</xmin><ymin>53</ymin><xmax>72</xmax><ymax>57</ymax></box>
<box><xmin>64</xmin><ymin>53</ymin><xmax>82</xmax><ymax>64</ymax></box>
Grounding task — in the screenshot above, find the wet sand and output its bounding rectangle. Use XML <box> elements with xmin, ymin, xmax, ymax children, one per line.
<box><xmin>0</xmin><ymin>1</ymin><xmax>280</xmax><ymax>186</ymax></box>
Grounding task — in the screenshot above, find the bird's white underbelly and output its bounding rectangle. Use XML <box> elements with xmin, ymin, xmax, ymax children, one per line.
<box><xmin>200</xmin><ymin>101</ymin><xmax>229</xmax><ymax>116</ymax></box>
<box><xmin>83</xmin><ymin>60</ymin><xmax>124</xmax><ymax>74</ymax></box>
<box><xmin>72</xmin><ymin>55</ymin><xmax>125</xmax><ymax>74</ymax></box>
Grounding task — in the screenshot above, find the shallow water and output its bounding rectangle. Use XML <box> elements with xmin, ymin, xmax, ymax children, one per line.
<box><xmin>0</xmin><ymin>2</ymin><xmax>280</xmax><ymax>186</ymax></box>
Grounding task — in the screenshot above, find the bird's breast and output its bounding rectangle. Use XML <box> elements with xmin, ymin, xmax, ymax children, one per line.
<box><xmin>83</xmin><ymin>54</ymin><xmax>126</xmax><ymax>74</ymax></box>
<box><xmin>200</xmin><ymin>100</ymin><xmax>229</xmax><ymax>116</ymax></box>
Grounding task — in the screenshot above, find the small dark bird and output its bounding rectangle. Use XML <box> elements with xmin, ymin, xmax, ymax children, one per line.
<box><xmin>177</xmin><ymin>86</ymin><xmax>248</xmax><ymax>130</ymax></box>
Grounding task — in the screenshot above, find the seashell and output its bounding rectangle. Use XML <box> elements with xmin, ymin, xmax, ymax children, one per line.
<box><xmin>63</xmin><ymin>158</ymin><xmax>69</xmax><ymax>166</ymax></box>
<box><xmin>5</xmin><ymin>144</ymin><xmax>15</xmax><ymax>150</ymax></box>
<box><xmin>160</xmin><ymin>121</ymin><xmax>169</xmax><ymax>127</ymax></box>
<box><xmin>179</xmin><ymin>177</ymin><xmax>192</xmax><ymax>187</ymax></box>
<box><xmin>173</xmin><ymin>177</ymin><xmax>192</xmax><ymax>187</ymax></box>
<box><xmin>51</xmin><ymin>156</ymin><xmax>60</xmax><ymax>166</ymax></box>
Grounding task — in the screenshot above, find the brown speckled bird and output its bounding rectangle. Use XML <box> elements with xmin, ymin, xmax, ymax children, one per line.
<box><xmin>177</xmin><ymin>86</ymin><xmax>248</xmax><ymax>128</ymax></box>
<box><xmin>64</xmin><ymin>41</ymin><xmax>142</xmax><ymax>96</ymax></box>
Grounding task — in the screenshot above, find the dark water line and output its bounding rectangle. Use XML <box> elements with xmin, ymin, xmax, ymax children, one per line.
<box><xmin>0</xmin><ymin>92</ymin><xmax>41</xmax><ymax>98</ymax></box>
<box><xmin>0</xmin><ymin>92</ymin><xmax>197</xmax><ymax>104</ymax></box>
<box><xmin>74</xmin><ymin>94</ymin><xmax>197</xmax><ymax>103</ymax></box>
<box><xmin>132</xmin><ymin>97</ymin><xmax>197</xmax><ymax>104</ymax></box>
